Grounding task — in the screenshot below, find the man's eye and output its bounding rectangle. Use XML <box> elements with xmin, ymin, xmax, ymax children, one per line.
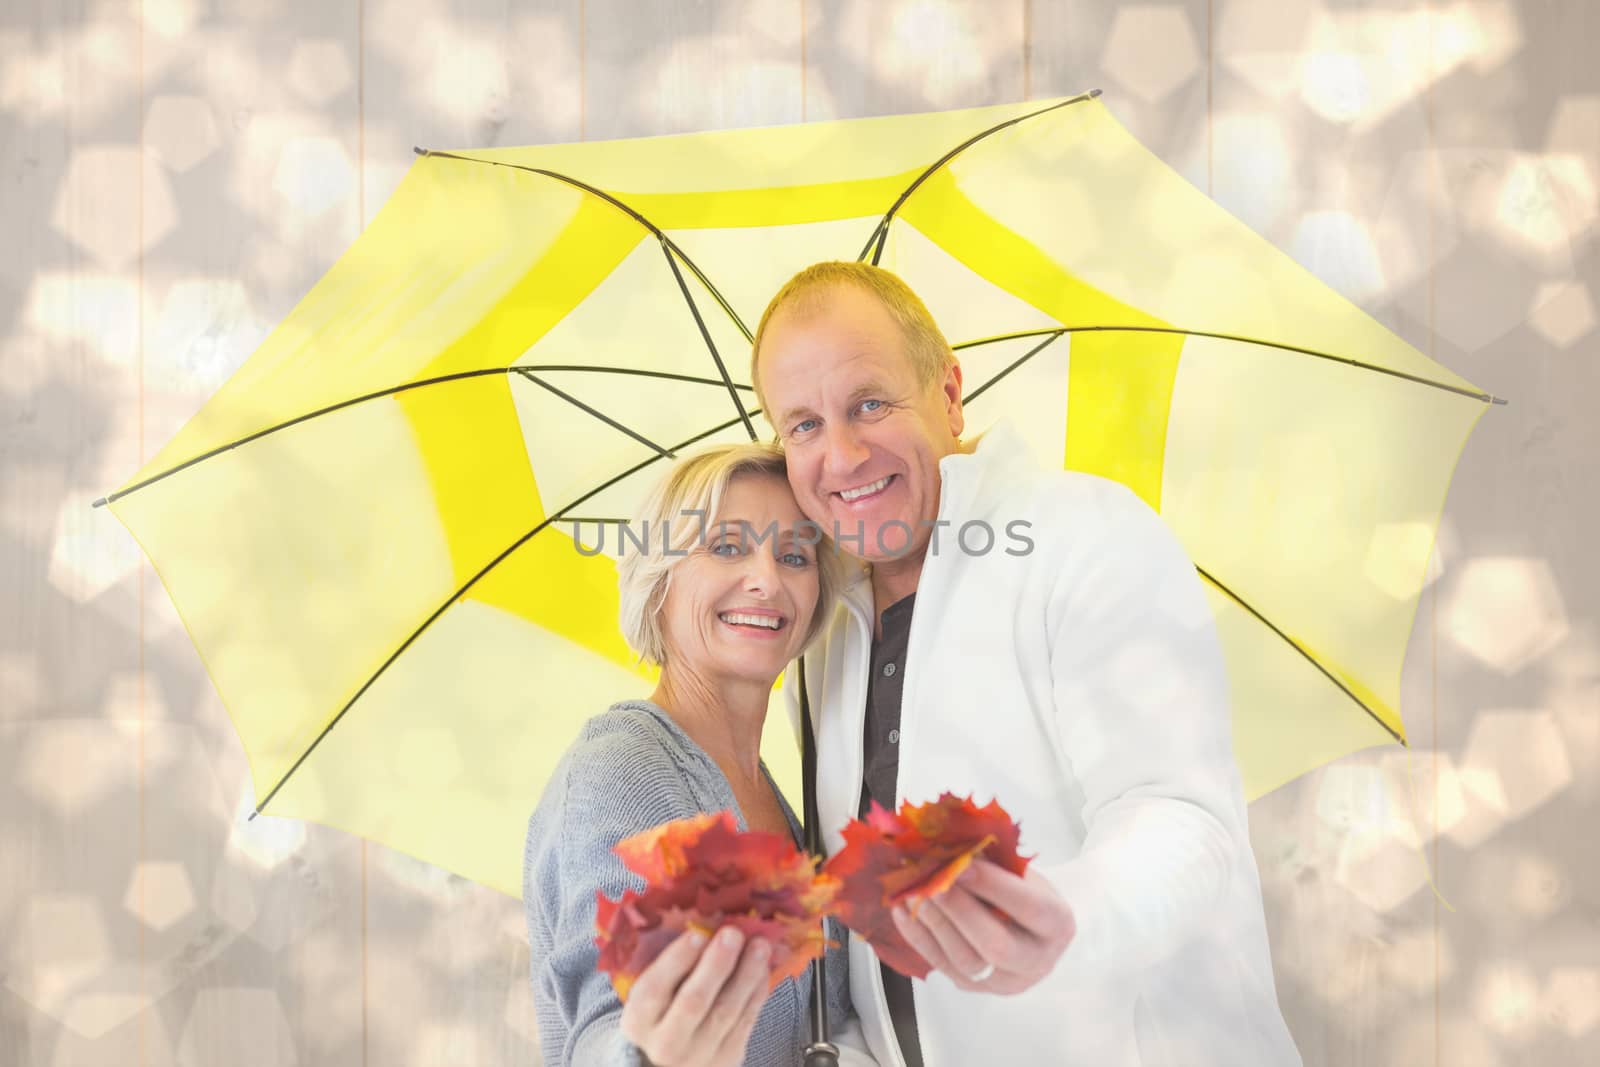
<box><xmin>858</xmin><ymin>399</ymin><xmax>884</xmax><ymax>414</ymax></box>
<box><xmin>791</xmin><ymin>418</ymin><xmax>819</xmax><ymax>435</ymax></box>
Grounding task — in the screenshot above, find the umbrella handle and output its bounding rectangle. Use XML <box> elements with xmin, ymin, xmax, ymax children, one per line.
<box><xmin>804</xmin><ymin>1042</ymin><xmax>841</xmax><ymax>1067</ymax></box>
<box><xmin>800</xmin><ymin>659</ymin><xmax>839</xmax><ymax>1066</ymax></box>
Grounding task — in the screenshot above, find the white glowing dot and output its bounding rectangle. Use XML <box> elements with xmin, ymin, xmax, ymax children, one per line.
<box><xmin>1291</xmin><ymin>211</ymin><xmax>1386</xmax><ymax>302</ymax></box>
<box><xmin>1474</xmin><ymin>961</ymin><xmax>1541</xmax><ymax>1038</ymax></box>
<box><xmin>48</xmin><ymin>491</ymin><xmax>144</xmax><ymax>605</ymax></box>
<box><xmin>8</xmin><ymin>894</ymin><xmax>114</xmax><ymax>1019</ymax></box>
<box><xmin>1210</xmin><ymin>114</ymin><xmax>1296</xmax><ymax>231</ymax></box>
<box><xmin>1545</xmin><ymin>967</ymin><xmax>1600</xmax><ymax>1037</ymax></box>
<box><xmin>24</xmin><ymin>273</ymin><xmax>140</xmax><ymax>367</ymax></box>
<box><xmin>425</xmin><ymin>28</ymin><xmax>510</xmax><ymax>124</ymax></box>
<box><xmin>1300</xmin><ymin>52</ymin><xmax>1369</xmax><ymax>123</ymax></box>
<box><xmin>272</xmin><ymin>136</ymin><xmax>355</xmax><ymax>218</ymax></box>
<box><xmin>1336</xmin><ymin>834</ymin><xmax>1427</xmax><ymax>913</ymax></box>
<box><xmin>142</xmin><ymin>0</ymin><xmax>200</xmax><ymax>37</ymax></box>
<box><xmin>1491</xmin><ymin>155</ymin><xmax>1593</xmax><ymax>255</ymax></box>
<box><xmin>150</xmin><ymin>279</ymin><xmax>263</xmax><ymax>390</ymax></box>
<box><xmin>228</xmin><ymin>791</ymin><xmax>307</xmax><ymax>870</ymax></box>
<box><xmin>1102</xmin><ymin>6</ymin><xmax>1202</xmax><ymax>104</ymax></box>
<box><xmin>1461</xmin><ymin>710</ymin><xmax>1573</xmax><ymax>824</ymax></box>
<box><xmin>1445</xmin><ymin>558</ymin><xmax>1569</xmax><ymax>674</ymax></box>
<box><xmin>123</xmin><ymin>862</ymin><xmax>197</xmax><ymax>932</ymax></box>
<box><xmin>1528</xmin><ymin>281</ymin><xmax>1596</xmax><ymax>348</ymax></box>
<box><xmin>144</xmin><ymin>95</ymin><xmax>221</xmax><ymax>173</ymax></box>
<box><xmin>51</xmin><ymin>146</ymin><xmax>177</xmax><ymax>270</ymax></box>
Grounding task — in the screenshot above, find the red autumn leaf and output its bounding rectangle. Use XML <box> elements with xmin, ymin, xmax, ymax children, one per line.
<box><xmin>819</xmin><ymin>814</ymin><xmax>936</xmax><ymax>979</ymax></box>
<box><xmin>823</xmin><ymin>793</ymin><xmax>1030</xmax><ymax>978</ymax></box>
<box><xmin>612</xmin><ymin>809</ymin><xmax>724</xmax><ymax>883</ymax></box>
<box><xmin>595</xmin><ymin>811</ymin><xmax>837</xmax><ymax>1001</ymax></box>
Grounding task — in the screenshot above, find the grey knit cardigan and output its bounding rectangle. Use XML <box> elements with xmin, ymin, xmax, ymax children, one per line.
<box><xmin>523</xmin><ymin>700</ymin><xmax>854</xmax><ymax>1066</ymax></box>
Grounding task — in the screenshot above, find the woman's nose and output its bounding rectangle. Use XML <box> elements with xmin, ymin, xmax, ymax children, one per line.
<box><xmin>742</xmin><ymin>547</ymin><xmax>781</xmax><ymax>595</ymax></box>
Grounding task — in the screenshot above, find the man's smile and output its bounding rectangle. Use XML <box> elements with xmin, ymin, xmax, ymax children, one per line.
<box><xmin>836</xmin><ymin>474</ymin><xmax>896</xmax><ymax>503</ymax></box>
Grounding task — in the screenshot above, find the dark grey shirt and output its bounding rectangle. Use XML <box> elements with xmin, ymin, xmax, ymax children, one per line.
<box><xmin>860</xmin><ymin>593</ymin><xmax>923</xmax><ymax>1067</ymax></box>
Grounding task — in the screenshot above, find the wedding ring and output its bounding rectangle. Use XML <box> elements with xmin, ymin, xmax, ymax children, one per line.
<box><xmin>969</xmin><ymin>962</ymin><xmax>996</xmax><ymax>983</ymax></box>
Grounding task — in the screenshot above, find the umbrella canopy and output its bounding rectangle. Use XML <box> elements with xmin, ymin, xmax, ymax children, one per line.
<box><xmin>103</xmin><ymin>93</ymin><xmax>1496</xmax><ymax>899</ymax></box>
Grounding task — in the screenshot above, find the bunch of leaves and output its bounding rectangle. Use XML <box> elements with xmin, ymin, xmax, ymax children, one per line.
<box><xmin>821</xmin><ymin>793</ymin><xmax>1030</xmax><ymax>978</ymax></box>
<box><xmin>595</xmin><ymin>811</ymin><xmax>838</xmax><ymax>1001</ymax></box>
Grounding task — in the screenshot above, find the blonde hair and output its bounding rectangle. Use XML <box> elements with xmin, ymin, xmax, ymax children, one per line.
<box><xmin>749</xmin><ymin>261</ymin><xmax>957</xmax><ymax>421</ymax></box>
<box><xmin>616</xmin><ymin>442</ymin><xmax>845</xmax><ymax>667</ymax></box>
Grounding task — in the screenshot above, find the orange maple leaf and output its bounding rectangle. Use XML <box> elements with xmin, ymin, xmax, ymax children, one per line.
<box><xmin>595</xmin><ymin>811</ymin><xmax>836</xmax><ymax>1001</ymax></box>
<box><xmin>823</xmin><ymin>793</ymin><xmax>1030</xmax><ymax>978</ymax></box>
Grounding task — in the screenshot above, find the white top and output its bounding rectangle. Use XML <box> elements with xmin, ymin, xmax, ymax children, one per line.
<box><xmin>785</xmin><ymin>419</ymin><xmax>1302</xmax><ymax>1066</ymax></box>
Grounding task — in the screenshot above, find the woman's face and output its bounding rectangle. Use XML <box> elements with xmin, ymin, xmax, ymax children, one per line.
<box><xmin>656</xmin><ymin>473</ymin><xmax>821</xmax><ymax>691</ymax></box>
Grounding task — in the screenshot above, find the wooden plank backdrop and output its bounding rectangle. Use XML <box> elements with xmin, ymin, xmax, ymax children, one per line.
<box><xmin>2</xmin><ymin>1</ymin><xmax>1595</xmax><ymax>1064</ymax></box>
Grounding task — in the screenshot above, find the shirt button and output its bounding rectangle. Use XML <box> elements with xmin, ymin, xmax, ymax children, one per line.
<box><xmin>883</xmin><ymin>662</ymin><xmax>897</xmax><ymax>678</ymax></box>
<box><xmin>888</xmin><ymin>729</ymin><xmax>900</xmax><ymax>744</ymax></box>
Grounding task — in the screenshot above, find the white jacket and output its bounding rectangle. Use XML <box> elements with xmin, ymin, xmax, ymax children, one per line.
<box><xmin>785</xmin><ymin>420</ymin><xmax>1302</xmax><ymax>1067</ymax></box>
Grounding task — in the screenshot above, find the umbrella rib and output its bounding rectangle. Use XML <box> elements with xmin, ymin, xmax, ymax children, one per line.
<box><xmin>249</xmin><ymin>409</ymin><xmax>761</xmax><ymax>819</ymax></box>
<box><xmin>517</xmin><ymin>369</ymin><xmax>677</xmax><ymax>459</ymax></box>
<box><xmin>948</xmin><ymin>325</ymin><xmax>1409</xmax><ymax>745</ymax></box>
<box><xmin>856</xmin><ymin>90</ymin><xmax>1102</xmax><ymax>265</ymax></box>
<box><xmin>657</xmin><ymin>237</ymin><xmax>758</xmax><ymax>442</ymax></box>
<box><xmin>960</xmin><ymin>330</ymin><xmax>1066</xmax><ymax>405</ymax></box>
<box><xmin>92</xmin><ymin>366</ymin><xmax>754</xmax><ymax>507</ymax></box>
<box><xmin>952</xmin><ymin>326</ymin><xmax>1506</xmax><ymax>406</ymax></box>
<box><xmin>1195</xmin><ymin>566</ymin><xmax>1405</xmax><ymax>746</ymax></box>
<box><xmin>416</xmin><ymin>148</ymin><xmax>754</xmax><ymax>344</ymax></box>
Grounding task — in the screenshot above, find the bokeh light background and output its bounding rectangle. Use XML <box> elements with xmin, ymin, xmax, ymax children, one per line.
<box><xmin>2</xmin><ymin>1</ymin><xmax>1596</xmax><ymax>1064</ymax></box>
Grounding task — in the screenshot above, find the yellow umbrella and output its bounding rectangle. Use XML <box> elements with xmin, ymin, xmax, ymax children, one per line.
<box><xmin>100</xmin><ymin>92</ymin><xmax>1498</xmax><ymax>899</ymax></box>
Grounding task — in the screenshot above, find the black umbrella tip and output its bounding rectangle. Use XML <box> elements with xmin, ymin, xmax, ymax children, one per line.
<box><xmin>1491</xmin><ymin>394</ymin><xmax>1509</xmax><ymax>406</ymax></box>
<box><xmin>1089</xmin><ymin>87</ymin><xmax>1103</xmax><ymax>99</ymax></box>
<box><xmin>91</xmin><ymin>496</ymin><xmax>108</xmax><ymax>508</ymax></box>
<box><xmin>246</xmin><ymin>808</ymin><xmax>259</xmax><ymax>822</ymax></box>
<box><xmin>413</xmin><ymin>146</ymin><xmax>429</xmax><ymax>157</ymax></box>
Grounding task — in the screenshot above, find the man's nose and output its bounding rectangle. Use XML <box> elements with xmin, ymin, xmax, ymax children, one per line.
<box><xmin>821</xmin><ymin>422</ymin><xmax>869</xmax><ymax>477</ymax></box>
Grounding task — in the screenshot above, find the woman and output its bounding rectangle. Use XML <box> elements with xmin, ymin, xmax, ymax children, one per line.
<box><xmin>523</xmin><ymin>442</ymin><xmax>868</xmax><ymax>1066</ymax></box>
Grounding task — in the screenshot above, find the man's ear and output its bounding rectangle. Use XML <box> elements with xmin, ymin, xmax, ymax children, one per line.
<box><xmin>941</xmin><ymin>359</ymin><xmax>965</xmax><ymax>438</ymax></box>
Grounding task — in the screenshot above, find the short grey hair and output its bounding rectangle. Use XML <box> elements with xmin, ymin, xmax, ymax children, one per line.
<box><xmin>616</xmin><ymin>442</ymin><xmax>844</xmax><ymax>667</ymax></box>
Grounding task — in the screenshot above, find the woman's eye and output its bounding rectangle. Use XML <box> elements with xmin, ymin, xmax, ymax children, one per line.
<box><xmin>779</xmin><ymin>552</ymin><xmax>812</xmax><ymax>567</ymax></box>
<box><xmin>858</xmin><ymin>398</ymin><xmax>884</xmax><ymax>414</ymax></box>
<box><xmin>710</xmin><ymin>541</ymin><xmax>742</xmax><ymax>557</ymax></box>
<box><xmin>791</xmin><ymin>418</ymin><xmax>819</xmax><ymax>435</ymax></box>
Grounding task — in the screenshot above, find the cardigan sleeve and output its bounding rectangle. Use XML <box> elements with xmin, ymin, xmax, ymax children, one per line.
<box><xmin>1038</xmin><ymin>480</ymin><xmax>1246</xmax><ymax>981</ymax></box>
<box><xmin>524</xmin><ymin>726</ymin><xmax>696</xmax><ymax>1066</ymax></box>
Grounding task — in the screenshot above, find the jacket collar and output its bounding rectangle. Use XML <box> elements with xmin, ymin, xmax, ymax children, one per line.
<box><xmin>936</xmin><ymin>416</ymin><xmax>1035</xmax><ymax>521</ymax></box>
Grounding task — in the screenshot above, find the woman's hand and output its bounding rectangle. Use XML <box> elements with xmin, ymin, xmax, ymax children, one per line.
<box><xmin>619</xmin><ymin>925</ymin><xmax>773</xmax><ymax>1067</ymax></box>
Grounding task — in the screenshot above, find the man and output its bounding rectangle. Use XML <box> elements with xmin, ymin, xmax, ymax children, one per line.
<box><xmin>754</xmin><ymin>262</ymin><xmax>1301</xmax><ymax>1066</ymax></box>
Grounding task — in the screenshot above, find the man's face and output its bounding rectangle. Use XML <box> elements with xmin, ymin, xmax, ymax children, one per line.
<box><xmin>758</xmin><ymin>284</ymin><xmax>963</xmax><ymax>564</ymax></box>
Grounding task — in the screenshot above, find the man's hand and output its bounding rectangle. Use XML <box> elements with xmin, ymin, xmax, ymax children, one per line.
<box><xmin>890</xmin><ymin>859</ymin><xmax>1075</xmax><ymax>995</ymax></box>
